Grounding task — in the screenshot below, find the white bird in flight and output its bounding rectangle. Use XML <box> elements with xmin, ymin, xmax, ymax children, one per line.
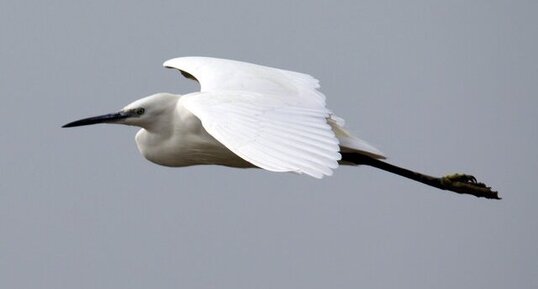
<box><xmin>63</xmin><ymin>57</ymin><xmax>498</xmax><ymax>199</ymax></box>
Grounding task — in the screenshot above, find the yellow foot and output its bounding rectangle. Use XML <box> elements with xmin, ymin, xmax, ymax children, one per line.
<box><xmin>440</xmin><ymin>173</ymin><xmax>500</xmax><ymax>199</ymax></box>
<box><xmin>441</xmin><ymin>173</ymin><xmax>478</xmax><ymax>184</ymax></box>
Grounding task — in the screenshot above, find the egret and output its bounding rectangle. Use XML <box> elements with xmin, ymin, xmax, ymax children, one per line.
<box><xmin>63</xmin><ymin>57</ymin><xmax>499</xmax><ymax>199</ymax></box>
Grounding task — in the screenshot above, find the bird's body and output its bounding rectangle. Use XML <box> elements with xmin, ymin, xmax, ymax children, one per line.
<box><xmin>133</xmin><ymin>93</ymin><xmax>253</xmax><ymax>168</ymax></box>
<box><xmin>63</xmin><ymin>56</ymin><xmax>499</xmax><ymax>199</ymax></box>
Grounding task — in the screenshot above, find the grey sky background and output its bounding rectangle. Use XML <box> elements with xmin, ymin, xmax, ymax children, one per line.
<box><xmin>1</xmin><ymin>1</ymin><xmax>537</xmax><ymax>288</ymax></box>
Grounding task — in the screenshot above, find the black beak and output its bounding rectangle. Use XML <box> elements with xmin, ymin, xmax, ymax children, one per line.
<box><xmin>62</xmin><ymin>111</ymin><xmax>131</xmax><ymax>128</ymax></box>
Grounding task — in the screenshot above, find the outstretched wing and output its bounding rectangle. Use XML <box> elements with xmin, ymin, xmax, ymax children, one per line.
<box><xmin>164</xmin><ymin>57</ymin><xmax>342</xmax><ymax>178</ymax></box>
<box><xmin>180</xmin><ymin>91</ymin><xmax>341</xmax><ymax>178</ymax></box>
<box><xmin>163</xmin><ymin>57</ymin><xmax>326</xmax><ymax>109</ymax></box>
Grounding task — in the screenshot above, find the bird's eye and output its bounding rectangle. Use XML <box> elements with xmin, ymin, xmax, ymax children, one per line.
<box><xmin>135</xmin><ymin>108</ymin><xmax>145</xmax><ymax>115</ymax></box>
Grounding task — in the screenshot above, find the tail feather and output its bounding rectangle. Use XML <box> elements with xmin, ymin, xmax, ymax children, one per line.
<box><xmin>328</xmin><ymin>115</ymin><xmax>385</xmax><ymax>159</ymax></box>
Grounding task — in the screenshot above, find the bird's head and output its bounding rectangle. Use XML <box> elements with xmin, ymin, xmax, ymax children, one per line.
<box><xmin>62</xmin><ymin>93</ymin><xmax>179</xmax><ymax>130</ymax></box>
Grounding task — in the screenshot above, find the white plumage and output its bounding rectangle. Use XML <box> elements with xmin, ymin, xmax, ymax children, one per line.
<box><xmin>64</xmin><ymin>57</ymin><xmax>385</xmax><ymax>178</ymax></box>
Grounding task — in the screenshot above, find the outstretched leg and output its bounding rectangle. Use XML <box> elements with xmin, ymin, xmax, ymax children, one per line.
<box><xmin>341</xmin><ymin>153</ymin><xmax>500</xmax><ymax>200</ymax></box>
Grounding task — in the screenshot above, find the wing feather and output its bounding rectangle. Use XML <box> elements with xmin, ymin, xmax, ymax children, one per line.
<box><xmin>257</xmin><ymin>129</ymin><xmax>340</xmax><ymax>159</ymax></box>
<box><xmin>164</xmin><ymin>57</ymin><xmax>326</xmax><ymax>109</ymax></box>
<box><xmin>181</xmin><ymin>92</ymin><xmax>340</xmax><ymax>178</ymax></box>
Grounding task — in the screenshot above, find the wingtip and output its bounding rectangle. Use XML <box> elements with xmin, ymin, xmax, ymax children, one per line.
<box><xmin>163</xmin><ymin>57</ymin><xmax>186</xmax><ymax>68</ymax></box>
<box><xmin>162</xmin><ymin>58</ymin><xmax>175</xmax><ymax>68</ymax></box>
<box><xmin>162</xmin><ymin>56</ymin><xmax>200</xmax><ymax>68</ymax></box>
